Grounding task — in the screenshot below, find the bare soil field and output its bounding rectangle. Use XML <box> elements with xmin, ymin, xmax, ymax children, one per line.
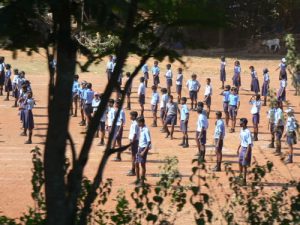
<box><xmin>0</xmin><ymin>50</ymin><xmax>299</xmax><ymax>224</ymax></box>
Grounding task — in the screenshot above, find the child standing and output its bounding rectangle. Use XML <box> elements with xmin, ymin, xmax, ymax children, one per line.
<box><xmin>113</xmin><ymin>99</ymin><xmax>126</xmax><ymax>161</ymax></box>
<box><xmin>213</xmin><ymin>111</ymin><xmax>225</xmax><ymax>171</ymax></box>
<box><xmin>274</xmin><ymin>101</ymin><xmax>285</xmax><ymax>156</ymax></box>
<box><xmin>107</xmin><ymin>99</ymin><xmax>115</xmax><ymax>136</ymax></box>
<box><xmin>12</xmin><ymin>69</ymin><xmax>20</xmax><ymax>107</ymax></box>
<box><xmin>127</xmin><ymin>111</ymin><xmax>139</xmax><ymax>176</ymax></box>
<box><xmin>220</xmin><ymin>56</ymin><xmax>226</xmax><ymax>89</ymax></box>
<box><xmin>179</xmin><ymin>97</ymin><xmax>189</xmax><ymax>148</ymax></box>
<box><xmin>203</xmin><ymin>78</ymin><xmax>212</xmax><ymax>118</ymax></box>
<box><xmin>79</xmin><ymin>81</ymin><xmax>87</xmax><ymax>126</ymax></box>
<box><xmin>267</xmin><ymin>103</ymin><xmax>276</xmax><ymax>148</ymax></box>
<box><xmin>232</xmin><ymin>60</ymin><xmax>241</xmax><ymax>93</ymax></box>
<box><xmin>83</xmin><ymin>83</ymin><xmax>94</xmax><ymax>129</ymax></box>
<box><xmin>160</xmin><ymin>88</ymin><xmax>169</xmax><ymax>130</ymax></box>
<box><xmin>176</xmin><ymin>68</ymin><xmax>183</xmax><ymax>102</ymax></box>
<box><xmin>196</xmin><ymin>106</ymin><xmax>209</xmax><ymax>161</ymax></box>
<box><xmin>261</xmin><ymin>68</ymin><xmax>270</xmax><ymax>106</ymax></box>
<box><xmin>277</xmin><ymin>77</ymin><xmax>287</xmax><ymax>108</ymax></box>
<box><xmin>0</xmin><ymin>57</ymin><xmax>5</xmax><ymax>96</ymax></box>
<box><xmin>221</xmin><ymin>85</ymin><xmax>231</xmax><ymax>126</ymax></box>
<box><xmin>72</xmin><ymin>74</ymin><xmax>80</xmax><ymax>117</ymax></box>
<box><xmin>276</xmin><ymin>58</ymin><xmax>287</xmax><ymax>81</ymax></box>
<box><xmin>150</xmin><ymin>85</ymin><xmax>160</xmax><ymax>127</ymax></box>
<box><xmin>142</xmin><ymin>64</ymin><xmax>149</xmax><ymax>88</ymax></box>
<box><xmin>23</xmin><ymin>92</ymin><xmax>35</xmax><ymax>144</ymax></box>
<box><xmin>106</xmin><ymin>55</ymin><xmax>114</xmax><ymax>80</ymax></box>
<box><xmin>136</xmin><ymin>116</ymin><xmax>151</xmax><ymax>186</ymax></box>
<box><xmin>163</xmin><ymin>95</ymin><xmax>178</xmax><ymax>140</ymax></box>
<box><xmin>165</xmin><ymin>64</ymin><xmax>173</xmax><ymax>94</ymax></box>
<box><xmin>249</xmin><ymin>66</ymin><xmax>260</xmax><ymax>94</ymax></box>
<box><xmin>249</xmin><ymin>94</ymin><xmax>261</xmax><ymax>141</ymax></box>
<box><xmin>152</xmin><ymin>61</ymin><xmax>160</xmax><ymax>86</ymax></box>
<box><xmin>186</xmin><ymin>74</ymin><xmax>201</xmax><ymax>110</ymax></box>
<box><xmin>237</xmin><ymin>118</ymin><xmax>253</xmax><ymax>185</ymax></box>
<box><xmin>228</xmin><ymin>87</ymin><xmax>240</xmax><ymax>133</ymax></box>
<box><xmin>137</xmin><ymin>77</ymin><xmax>146</xmax><ymax>117</ymax></box>
<box><xmin>125</xmin><ymin>72</ymin><xmax>132</xmax><ymax>110</ymax></box>
<box><xmin>283</xmin><ymin>107</ymin><xmax>298</xmax><ymax>164</ymax></box>
<box><xmin>4</xmin><ymin>64</ymin><xmax>12</xmax><ymax>101</ymax></box>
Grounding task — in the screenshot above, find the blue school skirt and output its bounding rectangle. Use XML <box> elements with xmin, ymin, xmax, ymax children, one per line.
<box><xmin>261</xmin><ymin>81</ymin><xmax>269</xmax><ymax>97</ymax></box>
<box><xmin>24</xmin><ymin>110</ymin><xmax>34</xmax><ymax>129</ymax></box>
<box><xmin>232</xmin><ymin>74</ymin><xmax>240</xmax><ymax>87</ymax></box>
<box><xmin>220</xmin><ymin>69</ymin><xmax>226</xmax><ymax>81</ymax></box>
<box><xmin>252</xmin><ymin>113</ymin><xmax>260</xmax><ymax>125</ymax></box>
<box><xmin>251</xmin><ymin>78</ymin><xmax>260</xmax><ymax>93</ymax></box>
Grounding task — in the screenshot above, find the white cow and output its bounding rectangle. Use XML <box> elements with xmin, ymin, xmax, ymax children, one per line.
<box><xmin>262</xmin><ymin>38</ymin><xmax>280</xmax><ymax>52</ymax></box>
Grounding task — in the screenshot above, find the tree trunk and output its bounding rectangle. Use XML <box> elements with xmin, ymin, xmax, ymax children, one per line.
<box><xmin>44</xmin><ymin>0</ymin><xmax>77</xmax><ymax>224</ymax></box>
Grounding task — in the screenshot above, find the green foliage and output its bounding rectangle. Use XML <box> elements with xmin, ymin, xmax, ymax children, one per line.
<box><xmin>224</xmin><ymin>161</ymin><xmax>300</xmax><ymax>224</ymax></box>
<box><xmin>285</xmin><ymin>33</ymin><xmax>300</xmax><ymax>95</ymax></box>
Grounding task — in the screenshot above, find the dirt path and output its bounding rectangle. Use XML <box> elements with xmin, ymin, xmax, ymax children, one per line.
<box><xmin>0</xmin><ymin>50</ymin><xmax>299</xmax><ymax>223</ymax></box>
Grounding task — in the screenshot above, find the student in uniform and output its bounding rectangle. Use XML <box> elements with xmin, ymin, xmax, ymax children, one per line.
<box><xmin>186</xmin><ymin>74</ymin><xmax>201</xmax><ymax>110</ymax></box>
<box><xmin>137</xmin><ymin>77</ymin><xmax>146</xmax><ymax>117</ymax></box>
<box><xmin>232</xmin><ymin>60</ymin><xmax>241</xmax><ymax>93</ymax></box>
<box><xmin>79</xmin><ymin>81</ymin><xmax>87</xmax><ymax>126</ymax></box>
<box><xmin>163</xmin><ymin>95</ymin><xmax>178</xmax><ymax>140</ymax></box>
<box><xmin>127</xmin><ymin>111</ymin><xmax>139</xmax><ymax>176</ymax></box>
<box><xmin>0</xmin><ymin>56</ymin><xmax>5</xmax><ymax>96</ymax></box>
<box><xmin>197</xmin><ymin>101</ymin><xmax>208</xmax><ymax>117</ymax></box>
<box><xmin>221</xmin><ymin>85</ymin><xmax>231</xmax><ymax>126</ymax></box>
<box><xmin>283</xmin><ymin>107</ymin><xmax>298</xmax><ymax>164</ymax></box>
<box><xmin>165</xmin><ymin>64</ymin><xmax>173</xmax><ymax>94</ymax></box>
<box><xmin>152</xmin><ymin>61</ymin><xmax>160</xmax><ymax>86</ymax></box>
<box><xmin>274</xmin><ymin>101</ymin><xmax>284</xmax><ymax>156</ymax></box>
<box><xmin>92</xmin><ymin>92</ymin><xmax>100</xmax><ymax>117</ymax></box>
<box><xmin>150</xmin><ymin>85</ymin><xmax>160</xmax><ymax>127</ymax></box>
<box><xmin>277</xmin><ymin>76</ymin><xmax>287</xmax><ymax>108</ymax></box>
<box><xmin>176</xmin><ymin>68</ymin><xmax>183</xmax><ymax>102</ymax></box>
<box><xmin>203</xmin><ymin>78</ymin><xmax>212</xmax><ymax>118</ymax></box>
<box><xmin>125</xmin><ymin>72</ymin><xmax>132</xmax><ymax>110</ymax></box>
<box><xmin>12</xmin><ymin>69</ymin><xmax>20</xmax><ymax>107</ymax></box>
<box><xmin>276</xmin><ymin>58</ymin><xmax>288</xmax><ymax>81</ymax></box>
<box><xmin>179</xmin><ymin>97</ymin><xmax>189</xmax><ymax>148</ymax></box>
<box><xmin>72</xmin><ymin>74</ymin><xmax>80</xmax><ymax>117</ymax></box>
<box><xmin>267</xmin><ymin>102</ymin><xmax>276</xmax><ymax>148</ymax></box>
<box><xmin>261</xmin><ymin>68</ymin><xmax>270</xmax><ymax>106</ymax></box>
<box><xmin>113</xmin><ymin>99</ymin><xmax>126</xmax><ymax>161</ymax></box>
<box><xmin>106</xmin><ymin>55</ymin><xmax>114</xmax><ymax>80</ymax></box>
<box><xmin>249</xmin><ymin>66</ymin><xmax>260</xmax><ymax>94</ymax></box>
<box><xmin>83</xmin><ymin>83</ymin><xmax>94</xmax><ymax>129</ymax></box>
<box><xmin>142</xmin><ymin>64</ymin><xmax>149</xmax><ymax>88</ymax></box>
<box><xmin>160</xmin><ymin>88</ymin><xmax>169</xmax><ymax>130</ymax></box>
<box><xmin>136</xmin><ymin>116</ymin><xmax>151</xmax><ymax>186</ymax></box>
<box><xmin>4</xmin><ymin>64</ymin><xmax>12</xmax><ymax>101</ymax></box>
<box><xmin>97</xmin><ymin>94</ymin><xmax>107</xmax><ymax>146</ymax></box>
<box><xmin>19</xmin><ymin>85</ymin><xmax>28</xmax><ymax>132</ymax></box>
<box><xmin>23</xmin><ymin>91</ymin><xmax>35</xmax><ymax>144</ymax></box>
<box><xmin>220</xmin><ymin>56</ymin><xmax>226</xmax><ymax>89</ymax></box>
<box><xmin>249</xmin><ymin>94</ymin><xmax>261</xmax><ymax>141</ymax></box>
<box><xmin>196</xmin><ymin>106</ymin><xmax>209</xmax><ymax>161</ymax></box>
<box><xmin>228</xmin><ymin>87</ymin><xmax>240</xmax><ymax>133</ymax></box>
<box><xmin>213</xmin><ymin>111</ymin><xmax>225</xmax><ymax>172</ymax></box>
<box><xmin>237</xmin><ymin>118</ymin><xmax>253</xmax><ymax>185</ymax></box>
<box><xmin>107</xmin><ymin>99</ymin><xmax>115</xmax><ymax>136</ymax></box>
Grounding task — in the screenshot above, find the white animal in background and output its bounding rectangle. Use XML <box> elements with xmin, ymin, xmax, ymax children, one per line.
<box><xmin>262</xmin><ymin>38</ymin><xmax>280</xmax><ymax>52</ymax></box>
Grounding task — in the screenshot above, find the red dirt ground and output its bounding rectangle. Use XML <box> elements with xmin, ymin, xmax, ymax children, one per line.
<box><xmin>0</xmin><ymin>50</ymin><xmax>299</xmax><ymax>224</ymax></box>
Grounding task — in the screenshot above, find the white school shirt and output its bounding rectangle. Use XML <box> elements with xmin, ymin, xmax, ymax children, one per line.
<box><xmin>151</xmin><ymin>92</ymin><xmax>160</xmax><ymax>105</ymax></box>
<box><xmin>160</xmin><ymin>93</ymin><xmax>169</xmax><ymax>109</ymax></box>
<box><xmin>214</xmin><ymin>119</ymin><xmax>225</xmax><ymax>139</ymax></box>
<box><xmin>204</xmin><ymin>84</ymin><xmax>212</xmax><ymax>96</ymax></box>
<box><xmin>267</xmin><ymin>108</ymin><xmax>276</xmax><ymax>123</ymax></box>
<box><xmin>285</xmin><ymin>116</ymin><xmax>297</xmax><ymax>132</ymax></box>
<box><xmin>138</xmin><ymin>126</ymin><xmax>151</xmax><ymax>148</ymax></box>
<box><xmin>240</xmin><ymin>128</ymin><xmax>253</xmax><ymax>147</ymax></box>
<box><xmin>223</xmin><ymin>90</ymin><xmax>230</xmax><ymax>102</ymax></box>
<box><xmin>250</xmin><ymin>100</ymin><xmax>261</xmax><ymax>114</ymax></box>
<box><xmin>180</xmin><ymin>104</ymin><xmax>189</xmax><ymax>121</ymax></box>
<box><xmin>220</xmin><ymin>61</ymin><xmax>226</xmax><ymax>69</ymax></box>
<box><xmin>138</xmin><ymin>83</ymin><xmax>146</xmax><ymax>95</ymax></box>
<box><xmin>142</xmin><ymin>64</ymin><xmax>148</xmax><ymax>73</ymax></box>
<box><xmin>186</xmin><ymin>79</ymin><xmax>200</xmax><ymax>91</ymax></box>
<box><xmin>106</xmin><ymin>60</ymin><xmax>113</xmax><ymax>70</ymax></box>
<box><xmin>107</xmin><ymin>107</ymin><xmax>115</xmax><ymax>126</ymax></box>
<box><xmin>25</xmin><ymin>98</ymin><xmax>35</xmax><ymax>110</ymax></box>
<box><xmin>0</xmin><ymin>63</ymin><xmax>4</xmax><ymax>72</ymax></box>
<box><xmin>129</xmin><ymin>120</ymin><xmax>140</xmax><ymax>141</ymax></box>
<box><xmin>92</xmin><ymin>98</ymin><xmax>100</xmax><ymax>112</ymax></box>
<box><xmin>274</xmin><ymin>108</ymin><xmax>284</xmax><ymax>126</ymax></box>
<box><xmin>12</xmin><ymin>75</ymin><xmax>19</xmax><ymax>84</ymax></box>
<box><xmin>165</xmin><ymin>69</ymin><xmax>172</xmax><ymax>79</ymax></box>
<box><xmin>196</xmin><ymin>114</ymin><xmax>208</xmax><ymax>131</ymax></box>
<box><xmin>229</xmin><ymin>94</ymin><xmax>240</xmax><ymax>106</ymax></box>
<box><xmin>263</xmin><ymin>73</ymin><xmax>270</xmax><ymax>82</ymax></box>
<box><xmin>176</xmin><ymin>73</ymin><xmax>183</xmax><ymax>85</ymax></box>
<box><xmin>152</xmin><ymin>66</ymin><xmax>160</xmax><ymax>76</ymax></box>
<box><xmin>116</xmin><ymin>109</ymin><xmax>126</xmax><ymax>126</ymax></box>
